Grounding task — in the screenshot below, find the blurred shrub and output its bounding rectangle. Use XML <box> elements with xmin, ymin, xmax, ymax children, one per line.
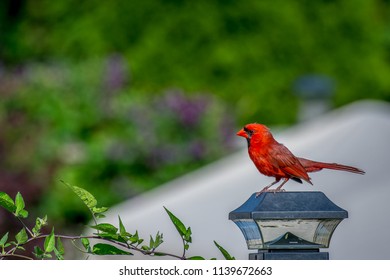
<box><xmin>2</xmin><ymin>0</ymin><xmax>390</xmax><ymax>125</ymax></box>
<box><xmin>0</xmin><ymin>58</ymin><xmax>236</xmax><ymax>225</ymax></box>
<box><xmin>1</xmin><ymin>0</ymin><xmax>390</xmax><ymax>228</ymax></box>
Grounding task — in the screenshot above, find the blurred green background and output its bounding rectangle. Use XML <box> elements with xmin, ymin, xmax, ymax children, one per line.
<box><xmin>1</xmin><ymin>0</ymin><xmax>390</xmax><ymax>233</ymax></box>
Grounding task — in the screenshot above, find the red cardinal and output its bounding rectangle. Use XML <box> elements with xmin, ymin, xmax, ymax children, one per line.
<box><xmin>236</xmin><ymin>123</ymin><xmax>365</xmax><ymax>195</ymax></box>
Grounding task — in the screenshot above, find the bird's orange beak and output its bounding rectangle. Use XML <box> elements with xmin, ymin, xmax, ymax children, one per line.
<box><xmin>236</xmin><ymin>128</ymin><xmax>248</xmax><ymax>138</ymax></box>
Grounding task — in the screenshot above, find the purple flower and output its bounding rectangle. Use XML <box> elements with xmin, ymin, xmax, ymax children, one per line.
<box><xmin>161</xmin><ymin>90</ymin><xmax>210</xmax><ymax>127</ymax></box>
<box><xmin>103</xmin><ymin>54</ymin><xmax>129</xmax><ymax>93</ymax></box>
<box><xmin>189</xmin><ymin>140</ymin><xmax>206</xmax><ymax>160</ymax></box>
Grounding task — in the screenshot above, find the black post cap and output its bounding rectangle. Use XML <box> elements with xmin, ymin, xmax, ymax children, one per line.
<box><xmin>229</xmin><ymin>191</ymin><xmax>348</xmax><ymax>220</ymax></box>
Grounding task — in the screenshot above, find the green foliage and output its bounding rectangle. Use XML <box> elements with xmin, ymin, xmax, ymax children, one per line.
<box><xmin>81</xmin><ymin>238</ymin><xmax>91</xmax><ymax>252</ymax></box>
<box><xmin>91</xmin><ymin>223</ymin><xmax>118</xmax><ymax>234</ymax></box>
<box><xmin>0</xmin><ymin>233</ymin><xmax>9</xmax><ymax>247</ymax></box>
<box><xmin>164</xmin><ymin>207</ymin><xmax>192</xmax><ymax>253</ymax></box>
<box><xmin>15</xmin><ymin>192</ymin><xmax>28</xmax><ymax>219</ymax></box>
<box><xmin>0</xmin><ymin>192</ymin><xmax>16</xmax><ymax>213</ymax></box>
<box><xmin>55</xmin><ymin>237</ymin><xmax>65</xmax><ymax>260</ymax></box>
<box><xmin>92</xmin><ymin>244</ymin><xmax>132</xmax><ymax>256</ymax></box>
<box><xmin>0</xmin><ymin>59</ymin><xmax>236</xmax><ymax>227</ymax></box>
<box><xmin>67</xmin><ymin>184</ymin><xmax>98</xmax><ymax>210</ymax></box>
<box><xmin>15</xmin><ymin>228</ymin><xmax>28</xmax><ymax>245</ymax></box>
<box><xmin>0</xmin><ymin>191</ymin><xmax>29</xmax><ymax>219</ymax></box>
<box><xmin>0</xmin><ymin>232</ymin><xmax>10</xmax><ymax>254</ymax></box>
<box><xmin>2</xmin><ymin>1</ymin><xmax>390</xmax><ymax>118</ymax></box>
<box><xmin>32</xmin><ymin>216</ymin><xmax>48</xmax><ymax>237</ymax></box>
<box><xmin>64</xmin><ymin>181</ymin><xmax>108</xmax><ymax>220</ymax></box>
<box><xmin>44</xmin><ymin>228</ymin><xmax>56</xmax><ymax>253</ymax></box>
<box><xmin>214</xmin><ymin>241</ymin><xmax>236</xmax><ymax>260</ymax></box>
<box><xmin>0</xmin><ymin>185</ymin><xmax>234</xmax><ymax>260</ymax></box>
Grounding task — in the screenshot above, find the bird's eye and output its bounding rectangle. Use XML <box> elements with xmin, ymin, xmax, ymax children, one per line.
<box><xmin>243</xmin><ymin>127</ymin><xmax>254</xmax><ymax>137</ymax></box>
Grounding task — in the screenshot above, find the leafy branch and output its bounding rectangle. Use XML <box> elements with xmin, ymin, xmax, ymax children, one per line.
<box><xmin>0</xmin><ymin>183</ymin><xmax>234</xmax><ymax>260</ymax></box>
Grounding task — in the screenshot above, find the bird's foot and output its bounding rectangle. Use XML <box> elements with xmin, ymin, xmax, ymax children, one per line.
<box><xmin>255</xmin><ymin>186</ymin><xmax>270</xmax><ymax>197</ymax></box>
<box><xmin>273</xmin><ymin>188</ymin><xmax>286</xmax><ymax>193</ymax></box>
<box><xmin>255</xmin><ymin>188</ymin><xmax>286</xmax><ymax>197</ymax></box>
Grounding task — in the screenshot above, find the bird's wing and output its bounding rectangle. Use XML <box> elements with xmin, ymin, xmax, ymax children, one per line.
<box><xmin>271</xmin><ymin>144</ymin><xmax>312</xmax><ymax>184</ymax></box>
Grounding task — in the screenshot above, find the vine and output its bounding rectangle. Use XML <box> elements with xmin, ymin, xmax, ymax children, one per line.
<box><xmin>0</xmin><ymin>182</ymin><xmax>234</xmax><ymax>260</ymax></box>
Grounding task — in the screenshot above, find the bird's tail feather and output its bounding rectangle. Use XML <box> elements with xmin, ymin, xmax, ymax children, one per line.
<box><xmin>298</xmin><ymin>158</ymin><xmax>365</xmax><ymax>175</ymax></box>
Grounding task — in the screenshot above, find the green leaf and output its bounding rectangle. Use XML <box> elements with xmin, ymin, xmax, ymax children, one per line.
<box><xmin>63</xmin><ymin>181</ymin><xmax>97</xmax><ymax>209</ymax></box>
<box><xmin>44</xmin><ymin>253</ymin><xmax>53</xmax><ymax>259</ymax></box>
<box><xmin>44</xmin><ymin>228</ymin><xmax>56</xmax><ymax>253</ymax></box>
<box><xmin>187</xmin><ymin>256</ymin><xmax>205</xmax><ymax>260</ymax></box>
<box><xmin>0</xmin><ymin>232</ymin><xmax>9</xmax><ymax>246</ymax></box>
<box><xmin>164</xmin><ymin>207</ymin><xmax>187</xmax><ymax>238</ymax></box>
<box><xmin>92</xmin><ymin>207</ymin><xmax>108</xmax><ymax>214</ymax></box>
<box><xmin>129</xmin><ymin>230</ymin><xmax>141</xmax><ymax>244</ymax></box>
<box><xmin>184</xmin><ymin>227</ymin><xmax>192</xmax><ymax>243</ymax></box>
<box><xmin>81</xmin><ymin>238</ymin><xmax>90</xmax><ymax>251</ymax></box>
<box><xmin>15</xmin><ymin>192</ymin><xmax>27</xmax><ymax>217</ymax></box>
<box><xmin>0</xmin><ymin>192</ymin><xmax>16</xmax><ymax>213</ymax></box>
<box><xmin>56</xmin><ymin>237</ymin><xmax>65</xmax><ymax>255</ymax></box>
<box><xmin>15</xmin><ymin>192</ymin><xmax>24</xmax><ymax>213</ymax></box>
<box><xmin>149</xmin><ymin>235</ymin><xmax>155</xmax><ymax>249</ymax></box>
<box><xmin>33</xmin><ymin>246</ymin><xmax>44</xmax><ymax>259</ymax></box>
<box><xmin>141</xmin><ymin>245</ymin><xmax>150</xmax><ymax>251</ymax></box>
<box><xmin>95</xmin><ymin>232</ymin><xmax>118</xmax><ymax>239</ymax></box>
<box><xmin>95</xmin><ymin>232</ymin><xmax>127</xmax><ymax>244</ymax></box>
<box><xmin>154</xmin><ymin>232</ymin><xmax>163</xmax><ymax>248</ymax></box>
<box><xmin>15</xmin><ymin>228</ymin><xmax>28</xmax><ymax>244</ymax></box>
<box><xmin>214</xmin><ymin>241</ymin><xmax>235</xmax><ymax>260</ymax></box>
<box><xmin>153</xmin><ymin>252</ymin><xmax>167</xmax><ymax>256</ymax></box>
<box><xmin>18</xmin><ymin>209</ymin><xmax>29</xmax><ymax>218</ymax></box>
<box><xmin>32</xmin><ymin>216</ymin><xmax>47</xmax><ymax>237</ymax></box>
<box><xmin>54</xmin><ymin>247</ymin><xmax>64</xmax><ymax>260</ymax></box>
<box><xmin>53</xmin><ymin>238</ymin><xmax>64</xmax><ymax>260</ymax></box>
<box><xmin>90</xmin><ymin>223</ymin><xmax>118</xmax><ymax>234</ymax></box>
<box><xmin>92</xmin><ymin>243</ymin><xmax>132</xmax><ymax>255</ymax></box>
<box><xmin>118</xmin><ymin>216</ymin><xmax>127</xmax><ymax>237</ymax></box>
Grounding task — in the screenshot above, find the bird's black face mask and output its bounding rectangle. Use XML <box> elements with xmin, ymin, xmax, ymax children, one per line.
<box><xmin>243</xmin><ymin>126</ymin><xmax>253</xmax><ymax>147</ymax></box>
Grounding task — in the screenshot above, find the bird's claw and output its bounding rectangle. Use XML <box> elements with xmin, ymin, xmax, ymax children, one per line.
<box><xmin>255</xmin><ymin>188</ymin><xmax>286</xmax><ymax>197</ymax></box>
